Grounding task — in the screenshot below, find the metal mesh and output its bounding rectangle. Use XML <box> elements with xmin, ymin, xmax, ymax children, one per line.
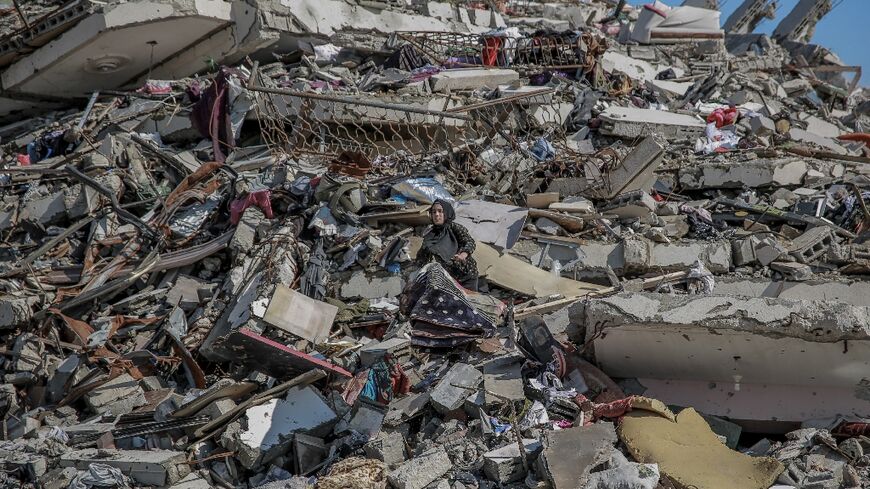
<box><xmin>249</xmin><ymin>83</ymin><xmax>611</xmax><ymax>194</ymax></box>
<box><xmin>393</xmin><ymin>31</ymin><xmax>606</xmax><ymax>71</ymax></box>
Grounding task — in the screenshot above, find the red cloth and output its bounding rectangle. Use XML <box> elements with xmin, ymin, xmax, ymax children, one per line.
<box><xmin>390</xmin><ymin>362</ymin><xmax>411</xmax><ymax>397</ymax></box>
<box><xmin>706</xmin><ymin>107</ymin><xmax>739</xmax><ymax>128</ymax></box>
<box><xmin>834</xmin><ymin>422</ymin><xmax>870</xmax><ymax>437</ymax></box>
<box><xmin>342</xmin><ymin>370</ymin><xmax>369</xmax><ymax>406</ymax></box>
<box><xmin>16</xmin><ymin>154</ymin><xmax>30</xmax><ymax>166</ymax></box>
<box><xmin>643</xmin><ymin>3</ymin><xmax>668</xmax><ymax>17</ymax></box>
<box><xmin>482</xmin><ymin>37</ymin><xmax>502</xmax><ymax>67</ymax></box>
<box><xmin>229</xmin><ymin>189</ymin><xmax>273</xmax><ymax>225</ymax></box>
<box><xmin>574</xmin><ymin>394</ymin><xmax>635</xmax><ymax>420</ymax></box>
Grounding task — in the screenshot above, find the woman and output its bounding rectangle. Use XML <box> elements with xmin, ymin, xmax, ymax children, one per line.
<box><xmin>416</xmin><ymin>199</ymin><xmax>479</xmax><ymax>291</ymax></box>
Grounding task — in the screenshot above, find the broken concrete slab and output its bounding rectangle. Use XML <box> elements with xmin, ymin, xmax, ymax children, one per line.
<box><xmin>539</xmin><ymin>423</ymin><xmax>618</xmax><ymax>489</ymax></box>
<box><xmin>679</xmin><ymin>157</ymin><xmax>810</xmax><ymax>189</ymax></box>
<box><xmin>388</xmin><ymin>447</ymin><xmax>452</xmax><ymax>489</ymax></box>
<box><xmin>340</xmin><ymin>271</ymin><xmax>405</xmax><ymax>300</ymax></box>
<box><xmin>364</xmin><ymin>431</ymin><xmax>407</xmax><ymax>467</ymax></box>
<box><xmin>236</xmin><ymin>385</ymin><xmax>337</xmax><ymax>469</ymax></box>
<box><xmin>59</xmin><ymin>449</ymin><xmax>191</xmax><ymax>486</ymax></box>
<box><xmin>429</xmin><ymin>69</ymin><xmax>519</xmax><ymax>93</ymax></box>
<box><xmin>598</xmin><ymin>106</ymin><xmax>706</xmax><ymax>140</ymax></box>
<box><xmin>594</xmin><ymin>136</ymin><xmax>664</xmax><ymax>199</ymax></box>
<box><xmin>712</xmin><ymin>277</ymin><xmax>870</xmax><ymax>306</ymax></box>
<box><xmin>482</xmin><ymin>354</ymin><xmax>525</xmax><ymax>404</ymax></box>
<box><xmin>587</xmin><ymin>292</ymin><xmax>870</xmax><ymax>421</ymax></box>
<box><xmin>454</xmin><ymin>199</ymin><xmax>527</xmax><ymax>250</ymax></box>
<box><xmin>84</xmin><ymin>373</ymin><xmax>147</xmax><ymax>416</ymax></box>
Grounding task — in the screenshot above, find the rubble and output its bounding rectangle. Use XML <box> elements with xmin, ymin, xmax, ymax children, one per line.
<box><xmin>2</xmin><ymin>0</ymin><xmax>870</xmax><ymax>487</ymax></box>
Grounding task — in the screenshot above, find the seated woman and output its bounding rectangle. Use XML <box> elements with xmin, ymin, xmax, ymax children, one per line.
<box><xmin>416</xmin><ymin>199</ymin><xmax>479</xmax><ymax>291</ymax></box>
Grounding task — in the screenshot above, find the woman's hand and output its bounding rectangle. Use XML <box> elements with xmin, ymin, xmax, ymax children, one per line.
<box><xmin>453</xmin><ymin>252</ymin><xmax>468</xmax><ymax>262</ymax></box>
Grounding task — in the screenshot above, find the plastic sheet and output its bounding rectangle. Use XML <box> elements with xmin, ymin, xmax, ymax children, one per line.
<box><xmin>391</xmin><ymin>177</ymin><xmax>454</xmax><ymax>205</ymax></box>
<box><xmin>69</xmin><ymin>463</ymin><xmax>131</xmax><ymax>489</ymax></box>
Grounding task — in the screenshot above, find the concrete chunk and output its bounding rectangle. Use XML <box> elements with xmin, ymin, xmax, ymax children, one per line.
<box><xmin>482</xmin><ymin>355</ymin><xmax>525</xmax><ymax>404</ymax></box>
<box><xmin>770</xmin><ymin>261</ymin><xmax>813</xmax><ymax>280</ymax></box>
<box><xmin>360</xmin><ymin>337</ymin><xmax>412</xmax><ymax>368</ymax></box>
<box><xmin>388</xmin><ymin>447</ymin><xmax>451</xmax><ymax>489</ymax></box>
<box><xmin>430</xmin><ymin>363</ymin><xmax>482</xmax><ymax>414</ymax></box>
<box><xmin>750</xmin><ymin>115</ymin><xmax>776</xmax><ymax>136</ymax></box>
<box><xmin>84</xmin><ymin>373</ymin><xmax>147</xmax><ymax>415</ymax></box>
<box><xmin>483</xmin><ymin>439</ymin><xmax>542</xmax><ymax>484</ymax></box>
<box><xmin>540</xmin><ymin>423</ymin><xmax>617</xmax><ymax>489</ymax></box>
<box><xmin>0</xmin><ymin>294</ymin><xmax>39</xmax><ymax>330</ymax></box>
<box><xmin>364</xmin><ymin>431</ymin><xmax>407</xmax><ymax>467</ymax></box>
<box><xmin>601</xmin><ymin>190</ymin><xmax>657</xmax><ymax>219</ymax></box>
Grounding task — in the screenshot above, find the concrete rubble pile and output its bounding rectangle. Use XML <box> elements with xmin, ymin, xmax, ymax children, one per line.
<box><xmin>2</xmin><ymin>0</ymin><xmax>870</xmax><ymax>487</ymax></box>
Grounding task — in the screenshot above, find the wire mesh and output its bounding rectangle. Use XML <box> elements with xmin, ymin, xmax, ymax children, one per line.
<box><xmin>394</xmin><ymin>31</ymin><xmax>607</xmax><ymax>71</ymax></box>
<box><xmin>250</xmin><ymin>84</ymin><xmax>611</xmax><ymax>194</ymax></box>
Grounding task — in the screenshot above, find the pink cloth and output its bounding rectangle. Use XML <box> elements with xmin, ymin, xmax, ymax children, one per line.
<box><xmin>229</xmin><ymin>189</ymin><xmax>273</xmax><ymax>225</ymax></box>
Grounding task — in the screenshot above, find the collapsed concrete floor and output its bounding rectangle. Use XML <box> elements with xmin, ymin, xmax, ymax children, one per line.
<box><xmin>2</xmin><ymin>0</ymin><xmax>870</xmax><ymax>488</ymax></box>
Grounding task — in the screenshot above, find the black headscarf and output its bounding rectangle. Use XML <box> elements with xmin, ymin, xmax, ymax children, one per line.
<box><xmin>423</xmin><ymin>199</ymin><xmax>458</xmax><ymax>262</ymax></box>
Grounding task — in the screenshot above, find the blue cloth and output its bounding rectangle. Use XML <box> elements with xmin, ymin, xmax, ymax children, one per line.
<box><xmin>530</xmin><ymin>137</ymin><xmax>555</xmax><ymax>161</ymax></box>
